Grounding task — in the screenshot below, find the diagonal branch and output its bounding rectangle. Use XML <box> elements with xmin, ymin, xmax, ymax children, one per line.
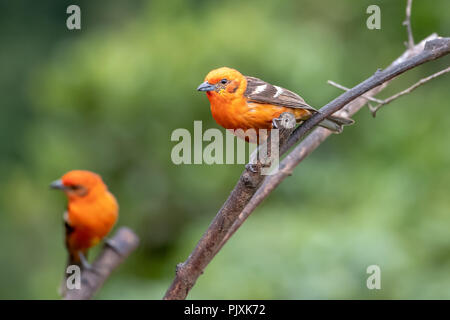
<box><xmin>281</xmin><ymin>37</ymin><xmax>449</xmax><ymax>154</ymax></box>
<box><xmin>64</xmin><ymin>227</ymin><xmax>140</xmax><ymax>300</ymax></box>
<box><xmin>164</xmin><ymin>34</ymin><xmax>450</xmax><ymax>300</ymax></box>
<box><xmin>328</xmin><ymin>67</ymin><xmax>450</xmax><ymax>117</ymax></box>
<box><xmin>327</xmin><ymin>80</ymin><xmax>384</xmax><ymax>104</ymax></box>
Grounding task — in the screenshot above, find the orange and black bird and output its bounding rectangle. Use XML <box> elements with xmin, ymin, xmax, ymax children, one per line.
<box><xmin>51</xmin><ymin>170</ymin><xmax>118</xmax><ymax>293</ymax></box>
<box><xmin>197</xmin><ymin>67</ymin><xmax>354</xmax><ymax>142</ymax></box>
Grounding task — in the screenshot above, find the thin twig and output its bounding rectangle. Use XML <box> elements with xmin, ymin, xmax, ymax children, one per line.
<box><xmin>280</xmin><ymin>37</ymin><xmax>447</xmax><ymax>154</ymax></box>
<box><xmin>64</xmin><ymin>227</ymin><xmax>140</xmax><ymax>300</ymax></box>
<box><xmin>327</xmin><ymin>80</ymin><xmax>384</xmax><ymax>104</ymax></box>
<box><xmin>404</xmin><ymin>0</ymin><xmax>414</xmax><ymax>49</ymax></box>
<box><xmin>369</xmin><ymin>66</ymin><xmax>450</xmax><ymax>116</ymax></box>
<box><xmin>164</xmin><ymin>35</ymin><xmax>450</xmax><ymax>300</ymax></box>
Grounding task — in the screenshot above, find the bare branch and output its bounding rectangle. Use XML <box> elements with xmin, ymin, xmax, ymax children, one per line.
<box><xmin>328</xmin><ymin>66</ymin><xmax>450</xmax><ymax>117</ymax></box>
<box><xmin>327</xmin><ymin>80</ymin><xmax>384</xmax><ymax>104</ymax></box>
<box><xmin>281</xmin><ymin>37</ymin><xmax>449</xmax><ymax>154</ymax></box>
<box><xmin>64</xmin><ymin>227</ymin><xmax>139</xmax><ymax>300</ymax></box>
<box><xmin>329</xmin><ymin>66</ymin><xmax>450</xmax><ymax>117</ymax></box>
<box><xmin>404</xmin><ymin>0</ymin><xmax>415</xmax><ymax>49</ymax></box>
<box><xmin>369</xmin><ymin>66</ymin><xmax>450</xmax><ymax>116</ymax></box>
<box><xmin>221</xmin><ymin>38</ymin><xmax>450</xmax><ymax>251</ymax></box>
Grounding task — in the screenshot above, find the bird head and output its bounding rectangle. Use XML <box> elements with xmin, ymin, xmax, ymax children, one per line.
<box><xmin>50</xmin><ymin>170</ymin><xmax>107</xmax><ymax>200</ymax></box>
<box><xmin>197</xmin><ymin>67</ymin><xmax>247</xmax><ymax>100</ymax></box>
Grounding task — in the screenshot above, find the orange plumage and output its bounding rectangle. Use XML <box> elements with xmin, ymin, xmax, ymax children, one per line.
<box><xmin>197</xmin><ymin>67</ymin><xmax>353</xmax><ymax>142</ymax></box>
<box><xmin>51</xmin><ymin>170</ymin><xmax>118</xmax><ymax>266</ymax></box>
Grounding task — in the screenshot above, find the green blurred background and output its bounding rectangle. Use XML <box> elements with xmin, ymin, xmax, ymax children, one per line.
<box><xmin>0</xmin><ymin>0</ymin><xmax>449</xmax><ymax>299</ymax></box>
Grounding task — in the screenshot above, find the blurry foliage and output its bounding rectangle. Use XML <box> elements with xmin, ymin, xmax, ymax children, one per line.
<box><xmin>0</xmin><ymin>0</ymin><xmax>449</xmax><ymax>299</ymax></box>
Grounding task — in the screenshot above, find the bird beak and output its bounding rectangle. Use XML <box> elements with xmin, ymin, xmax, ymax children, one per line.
<box><xmin>50</xmin><ymin>179</ymin><xmax>67</xmax><ymax>191</ymax></box>
<box><xmin>197</xmin><ymin>81</ymin><xmax>216</xmax><ymax>92</ymax></box>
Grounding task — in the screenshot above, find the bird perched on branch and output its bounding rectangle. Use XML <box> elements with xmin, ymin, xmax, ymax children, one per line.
<box><xmin>197</xmin><ymin>67</ymin><xmax>354</xmax><ymax>142</ymax></box>
<box><xmin>50</xmin><ymin>170</ymin><xmax>118</xmax><ymax>295</ymax></box>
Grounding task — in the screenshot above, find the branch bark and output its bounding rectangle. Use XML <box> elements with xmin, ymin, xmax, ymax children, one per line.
<box><xmin>368</xmin><ymin>66</ymin><xmax>450</xmax><ymax>116</ymax></box>
<box><xmin>64</xmin><ymin>227</ymin><xmax>140</xmax><ymax>300</ymax></box>
<box><xmin>164</xmin><ymin>34</ymin><xmax>449</xmax><ymax>300</ymax></box>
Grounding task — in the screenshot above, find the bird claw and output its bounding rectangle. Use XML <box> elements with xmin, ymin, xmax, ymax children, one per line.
<box><xmin>245</xmin><ymin>163</ymin><xmax>258</xmax><ymax>173</ymax></box>
<box><xmin>272</xmin><ymin>113</ymin><xmax>296</xmax><ymax>129</ymax></box>
<box><xmin>271</xmin><ymin>118</ymin><xmax>279</xmax><ymax>129</ymax></box>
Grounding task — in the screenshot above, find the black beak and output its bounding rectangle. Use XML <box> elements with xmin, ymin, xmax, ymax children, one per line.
<box><xmin>197</xmin><ymin>81</ymin><xmax>216</xmax><ymax>92</ymax></box>
<box><xmin>50</xmin><ymin>179</ymin><xmax>67</xmax><ymax>190</ymax></box>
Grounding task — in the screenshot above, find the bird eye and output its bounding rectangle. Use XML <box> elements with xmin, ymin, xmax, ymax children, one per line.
<box><xmin>68</xmin><ymin>184</ymin><xmax>88</xmax><ymax>196</ymax></box>
<box><xmin>220</xmin><ymin>79</ymin><xmax>227</xmax><ymax>84</ymax></box>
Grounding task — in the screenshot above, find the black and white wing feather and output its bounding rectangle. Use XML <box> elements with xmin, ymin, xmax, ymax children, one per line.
<box><xmin>244</xmin><ymin>76</ymin><xmax>318</xmax><ymax>112</ymax></box>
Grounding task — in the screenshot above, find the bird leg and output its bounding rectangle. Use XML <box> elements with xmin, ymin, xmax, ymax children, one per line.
<box><xmin>79</xmin><ymin>252</ymin><xmax>92</xmax><ymax>270</ymax></box>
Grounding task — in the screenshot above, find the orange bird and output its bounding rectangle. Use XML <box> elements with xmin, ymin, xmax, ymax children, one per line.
<box><xmin>197</xmin><ymin>67</ymin><xmax>354</xmax><ymax>142</ymax></box>
<box><xmin>51</xmin><ymin>170</ymin><xmax>118</xmax><ymax>278</ymax></box>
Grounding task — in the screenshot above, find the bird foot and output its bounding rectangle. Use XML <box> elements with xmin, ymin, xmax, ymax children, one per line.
<box><xmin>245</xmin><ymin>163</ymin><xmax>259</xmax><ymax>173</ymax></box>
<box><xmin>79</xmin><ymin>252</ymin><xmax>92</xmax><ymax>269</ymax></box>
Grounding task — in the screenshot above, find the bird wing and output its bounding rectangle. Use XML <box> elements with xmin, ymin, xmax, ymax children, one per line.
<box><xmin>244</xmin><ymin>76</ymin><xmax>318</xmax><ymax>112</ymax></box>
<box><xmin>64</xmin><ymin>210</ymin><xmax>75</xmax><ymax>250</ymax></box>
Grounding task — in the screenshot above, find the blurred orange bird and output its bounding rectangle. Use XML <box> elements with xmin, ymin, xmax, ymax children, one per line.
<box><xmin>197</xmin><ymin>67</ymin><xmax>353</xmax><ymax>141</ymax></box>
<box><xmin>51</xmin><ymin>170</ymin><xmax>118</xmax><ymax>284</ymax></box>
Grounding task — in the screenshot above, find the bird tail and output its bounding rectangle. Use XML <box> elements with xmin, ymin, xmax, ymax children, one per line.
<box><xmin>319</xmin><ymin>114</ymin><xmax>354</xmax><ymax>133</ymax></box>
<box><xmin>59</xmin><ymin>251</ymin><xmax>84</xmax><ymax>297</ymax></box>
